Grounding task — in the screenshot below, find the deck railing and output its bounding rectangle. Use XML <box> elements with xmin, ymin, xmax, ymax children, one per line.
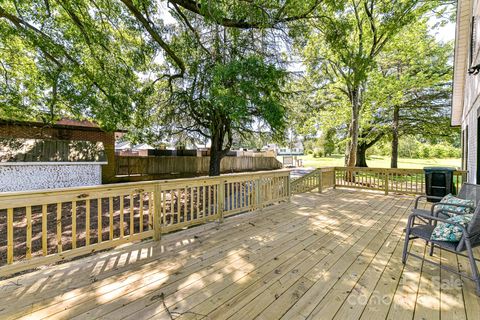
<box><xmin>291</xmin><ymin>167</ymin><xmax>467</xmax><ymax>196</ymax></box>
<box><xmin>0</xmin><ymin>166</ymin><xmax>468</xmax><ymax>277</ymax></box>
<box><xmin>0</xmin><ymin>170</ymin><xmax>290</xmax><ymax>276</ymax></box>
<box><xmin>290</xmin><ymin>168</ymin><xmax>336</xmax><ymax>194</ymax></box>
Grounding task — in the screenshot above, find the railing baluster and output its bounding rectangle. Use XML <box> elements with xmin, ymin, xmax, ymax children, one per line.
<box><xmin>162</xmin><ymin>190</ymin><xmax>166</xmax><ymax>226</ymax></box>
<box><xmin>57</xmin><ymin>203</ymin><xmax>62</xmax><ymax>253</ymax></box>
<box><xmin>148</xmin><ymin>192</ymin><xmax>153</xmax><ymax>230</ymax></box>
<box><xmin>190</xmin><ymin>187</ymin><xmax>194</xmax><ymax>221</ymax></box>
<box><xmin>129</xmin><ymin>193</ymin><xmax>134</xmax><ymax>237</ymax></box>
<box><xmin>7</xmin><ymin>208</ymin><xmax>13</xmax><ymax>264</ymax></box>
<box><xmin>42</xmin><ymin>204</ymin><xmax>47</xmax><ymax>256</ymax></box>
<box><xmin>196</xmin><ymin>186</ymin><xmax>200</xmax><ymax>218</ymax></box>
<box><xmin>72</xmin><ymin>201</ymin><xmax>77</xmax><ymax>249</ymax></box>
<box><xmin>153</xmin><ymin>185</ymin><xmax>162</xmax><ymax>240</ymax></box>
<box><xmin>109</xmin><ymin>197</ymin><xmax>113</xmax><ymax>240</ymax></box>
<box><xmin>177</xmin><ymin>188</ymin><xmax>181</xmax><ymax>223</ymax></box>
<box><xmin>214</xmin><ymin>184</ymin><xmax>217</xmax><ymax>217</ymax></box>
<box><xmin>98</xmin><ymin>199</ymin><xmax>103</xmax><ymax>243</ymax></box>
<box><xmin>26</xmin><ymin>206</ymin><xmax>32</xmax><ymax>259</ymax></box>
<box><xmin>202</xmin><ymin>185</ymin><xmax>206</xmax><ymax>220</ymax></box>
<box><xmin>86</xmin><ymin>199</ymin><xmax>91</xmax><ymax>246</ymax></box>
<box><xmin>139</xmin><ymin>193</ymin><xmax>144</xmax><ymax>233</ymax></box>
<box><xmin>119</xmin><ymin>196</ymin><xmax>124</xmax><ymax>239</ymax></box>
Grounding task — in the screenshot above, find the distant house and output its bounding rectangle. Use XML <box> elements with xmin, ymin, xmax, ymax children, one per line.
<box><xmin>0</xmin><ymin>119</ymin><xmax>117</xmax><ymax>192</ymax></box>
<box><xmin>115</xmin><ymin>141</ymin><xmax>171</xmax><ymax>157</ymax></box>
<box><xmin>451</xmin><ymin>0</ymin><xmax>480</xmax><ymax>182</ymax></box>
<box><xmin>267</xmin><ymin>142</ymin><xmax>304</xmax><ymax>156</ymax></box>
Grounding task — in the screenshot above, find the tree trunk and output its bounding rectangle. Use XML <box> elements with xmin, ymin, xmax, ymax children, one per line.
<box><xmin>355</xmin><ymin>143</ymin><xmax>368</xmax><ymax>167</ymax></box>
<box><xmin>391</xmin><ymin>106</ymin><xmax>400</xmax><ymax>168</ymax></box>
<box><xmin>209</xmin><ymin>130</ymin><xmax>224</xmax><ymax>176</ymax></box>
<box><xmin>345</xmin><ymin>89</ymin><xmax>361</xmax><ymax>167</ymax></box>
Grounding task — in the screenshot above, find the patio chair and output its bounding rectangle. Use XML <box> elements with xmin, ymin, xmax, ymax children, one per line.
<box><xmin>402</xmin><ymin>184</ymin><xmax>480</xmax><ymax>296</ymax></box>
<box><xmin>413</xmin><ymin>182</ymin><xmax>479</xmax><ymax>219</ymax></box>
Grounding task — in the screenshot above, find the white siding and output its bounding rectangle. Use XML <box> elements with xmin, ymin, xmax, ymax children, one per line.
<box><xmin>460</xmin><ymin>0</ymin><xmax>480</xmax><ymax>183</ymax></box>
<box><xmin>0</xmin><ymin>164</ymin><xmax>102</xmax><ymax>192</ymax></box>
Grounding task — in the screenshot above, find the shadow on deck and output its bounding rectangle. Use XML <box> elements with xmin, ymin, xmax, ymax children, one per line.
<box><xmin>0</xmin><ymin>189</ymin><xmax>479</xmax><ymax>319</ymax></box>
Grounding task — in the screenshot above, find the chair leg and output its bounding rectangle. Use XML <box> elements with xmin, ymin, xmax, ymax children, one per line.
<box><xmin>465</xmin><ymin>239</ymin><xmax>480</xmax><ymax>296</ymax></box>
<box><xmin>402</xmin><ymin>230</ymin><xmax>410</xmax><ymax>264</ymax></box>
<box><xmin>429</xmin><ymin>243</ymin><xmax>435</xmax><ymax>256</ymax></box>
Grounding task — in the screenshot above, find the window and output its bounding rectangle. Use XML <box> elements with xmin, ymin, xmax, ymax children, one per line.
<box><xmin>470</xmin><ymin>17</ymin><xmax>480</xmax><ymax>67</ymax></box>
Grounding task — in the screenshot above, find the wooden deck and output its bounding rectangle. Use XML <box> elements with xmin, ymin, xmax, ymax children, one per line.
<box><xmin>0</xmin><ymin>189</ymin><xmax>479</xmax><ymax>319</ymax></box>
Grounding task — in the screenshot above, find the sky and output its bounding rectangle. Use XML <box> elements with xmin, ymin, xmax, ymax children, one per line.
<box><xmin>430</xmin><ymin>20</ymin><xmax>456</xmax><ymax>43</ymax></box>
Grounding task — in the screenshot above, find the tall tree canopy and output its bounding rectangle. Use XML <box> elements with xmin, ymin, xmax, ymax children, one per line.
<box><xmin>290</xmin><ymin>12</ymin><xmax>457</xmax><ymax>168</ymax></box>
<box><xmin>1</xmin><ymin>0</ymin><xmax>457</xmax><ymax>174</ymax></box>
<box><xmin>298</xmin><ymin>0</ymin><xmax>446</xmax><ymax>167</ymax></box>
<box><xmin>0</xmin><ymin>0</ymin><xmax>326</xmax><ymax>123</ymax></box>
<box><xmin>357</xmin><ymin>18</ymin><xmax>454</xmax><ymax>167</ymax></box>
<box><xmin>0</xmin><ymin>0</ymin><xmax>323</xmax><ymax>175</ymax></box>
<box><xmin>132</xmin><ymin>11</ymin><xmax>288</xmax><ymax>175</ymax></box>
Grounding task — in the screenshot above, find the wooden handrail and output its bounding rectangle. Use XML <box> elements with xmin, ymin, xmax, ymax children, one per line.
<box><xmin>291</xmin><ymin>166</ymin><xmax>467</xmax><ymax>196</ymax></box>
<box><xmin>0</xmin><ymin>165</ymin><xmax>468</xmax><ymax>276</ymax></box>
<box><xmin>0</xmin><ymin>169</ymin><xmax>290</xmax><ymax>276</ymax></box>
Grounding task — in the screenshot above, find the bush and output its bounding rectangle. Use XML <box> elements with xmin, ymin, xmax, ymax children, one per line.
<box><xmin>419</xmin><ymin>145</ymin><xmax>431</xmax><ymax>158</ymax></box>
<box><xmin>313</xmin><ymin>150</ymin><xmax>324</xmax><ymax>158</ymax></box>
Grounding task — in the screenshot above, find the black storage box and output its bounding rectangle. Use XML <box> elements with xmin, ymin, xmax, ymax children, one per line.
<box><xmin>424</xmin><ymin>167</ymin><xmax>456</xmax><ymax>202</ymax></box>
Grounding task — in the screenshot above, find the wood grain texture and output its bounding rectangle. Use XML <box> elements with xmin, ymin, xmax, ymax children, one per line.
<box><xmin>0</xmin><ymin>190</ymin><xmax>478</xmax><ymax>320</ymax></box>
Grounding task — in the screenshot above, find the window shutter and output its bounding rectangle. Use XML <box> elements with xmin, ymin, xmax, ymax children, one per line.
<box><xmin>471</xmin><ymin>16</ymin><xmax>480</xmax><ymax>67</ymax></box>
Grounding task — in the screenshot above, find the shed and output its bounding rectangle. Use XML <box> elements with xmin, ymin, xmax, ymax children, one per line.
<box><xmin>0</xmin><ymin>119</ymin><xmax>116</xmax><ymax>192</ymax></box>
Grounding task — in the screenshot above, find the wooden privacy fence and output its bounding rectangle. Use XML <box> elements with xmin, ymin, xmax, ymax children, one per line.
<box><xmin>291</xmin><ymin>167</ymin><xmax>468</xmax><ymax>195</ymax></box>
<box><xmin>0</xmin><ymin>170</ymin><xmax>290</xmax><ymax>277</ymax></box>
<box><xmin>115</xmin><ymin>156</ymin><xmax>283</xmax><ymax>177</ymax></box>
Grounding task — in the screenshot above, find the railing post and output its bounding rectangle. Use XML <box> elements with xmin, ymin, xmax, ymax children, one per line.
<box><xmin>384</xmin><ymin>170</ymin><xmax>389</xmax><ymax>195</ymax></box>
<box><xmin>218</xmin><ymin>179</ymin><xmax>225</xmax><ymax>222</ymax></box>
<box><xmin>318</xmin><ymin>169</ymin><xmax>323</xmax><ymax>193</ymax></box>
<box><xmin>153</xmin><ymin>184</ymin><xmax>162</xmax><ymax>241</ymax></box>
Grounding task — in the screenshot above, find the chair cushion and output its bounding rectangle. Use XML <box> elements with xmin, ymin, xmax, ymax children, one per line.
<box><xmin>436</xmin><ymin>194</ymin><xmax>475</xmax><ymax>216</ymax></box>
<box><xmin>410</xmin><ymin>224</ymin><xmax>459</xmax><ymax>251</ymax></box>
<box><xmin>431</xmin><ymin>214</ymin><xmax>473</xmax><ymax>242</ymax></box>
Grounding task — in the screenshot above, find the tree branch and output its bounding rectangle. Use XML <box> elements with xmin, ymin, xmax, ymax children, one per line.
<box><xmin>120</xmin><ymin>0</ymin><xmax>185</xmax><ymax>79</ymax></box>
<box><xmin>169</xmin><ymin>0</ymin><xmax>324</xmax><ymax>29</ymax></box>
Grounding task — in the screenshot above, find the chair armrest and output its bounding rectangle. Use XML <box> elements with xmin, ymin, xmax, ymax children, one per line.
<box><xmin>410</xmin><ymin>211</ymin><xmax>468</xmax><ymax>233</ymax></box>
<box><xmin>415</xmin><ymin>195</ymin><xmax>443</xmax><ymax>209</ymax></box>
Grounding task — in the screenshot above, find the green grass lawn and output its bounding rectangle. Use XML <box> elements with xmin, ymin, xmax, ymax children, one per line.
<box><xmin>297</xmin><ymin>154</ymin><xmax>461</xmax><ymax>169</ymax></box>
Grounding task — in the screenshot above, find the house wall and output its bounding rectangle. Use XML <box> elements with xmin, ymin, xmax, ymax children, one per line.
<box><xmin>0</xmin><ymin>163</ymin><xmax>102</xmax><ymax>192</ymax></box>
<box><xmin>460</xmin><ymin>0</ymin><xmax>480</xmax><ymax>182</ymax></box>
<box><xmin>0</xmin><ymin>122</ymin><xmax>116</xmax><ymax>182</ymax></box>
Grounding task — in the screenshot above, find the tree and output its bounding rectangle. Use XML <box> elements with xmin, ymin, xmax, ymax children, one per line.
<box><xmin>0</xmin><ymin>1</ymin><xmax>154</xmax><ymax>129</ymax></box>
<box><xmin>134</xmin><ymin>12</ymin><xmax>287</xmax><ymax>176</ymax></box>
<box><xmin>168</xmin><ymin>56</ymin><xmax>286</xmax><ymax>176</ymax></box>
<box><xmin>322</xmin><ymin>128</ymin><xmax>336</xmax><ymax>156</ymax></box>
<box><xmin>0</xmin><ymin>0</ymin><xmax>326</xmax><ymax>123</ymax></box>
<box><xmin>0</xmin><ymin>0</ymin><xmax>322</xmax><ymax>176</ymax></box>
<box><xmin>355</xmin><ymin>18</ymin><xmax>455</xmax><ymax>167</ymax></box>
<box><xmin>299</xmin><ymin>0</ymin><xmax>440</xmax><ymax>167</ymax></box>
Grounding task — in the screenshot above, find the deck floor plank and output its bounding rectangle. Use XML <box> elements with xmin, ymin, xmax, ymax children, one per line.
<box><xmin>0</xmin><ymin>189</ymin><xmax>478</xmax><ymax>320</ymax></box>
<box><xmin>177</xmin><ymin>191</ymin><xmax>392</xmax><ymax>320</ymax></box>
